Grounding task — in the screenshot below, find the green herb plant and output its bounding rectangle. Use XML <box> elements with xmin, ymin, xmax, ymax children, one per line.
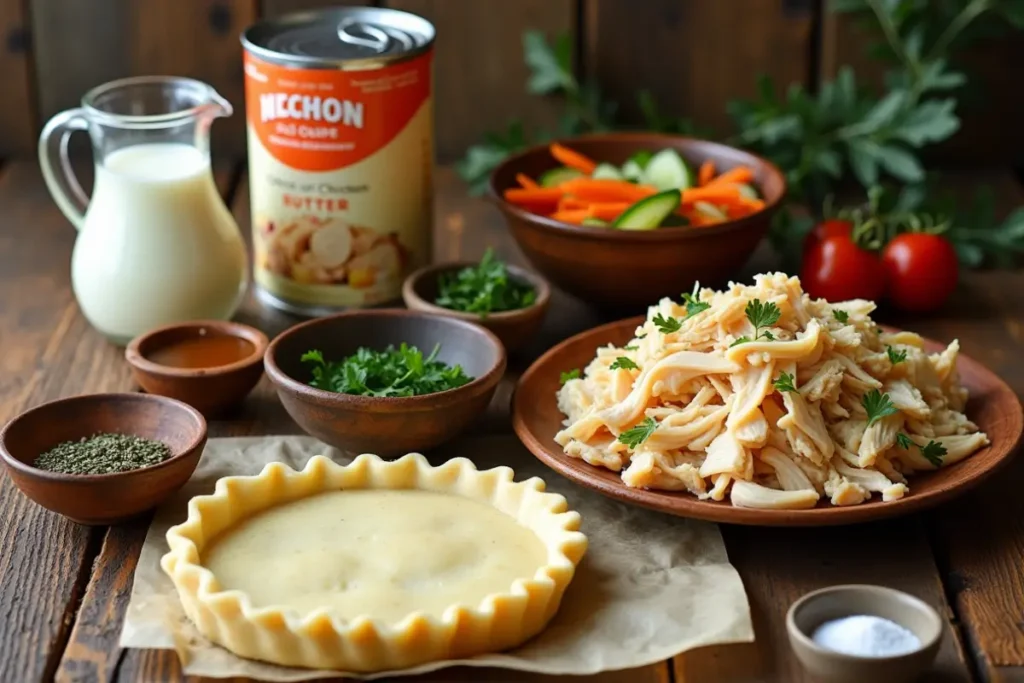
<box><xmin>609</xmin><ymin>356</ymin><xmax>639</xmax><ymax>371</ymax></box>
<box><xmin>886</xmin><ymin>345</ymin><xmax>908</xmax><ymax>364</ymax></box>
<box><xmin>862</xmin><ymin>389</ymin><xmax>900</xmax><ymax>427</ymax></box>
<box><xmin>730</xmin><ymin>299</ymin><xmax>782</xmax><ymax>347</ymax></box>
<box><xmin>301</xmin><ymin>345</ymin><xmax>472</xmax><ymax>398</ymax></box>
<box><xmin>773</xmin><ymin>372</ymin><xmax>799</xmax><ymax>394</ymax></box>
<box><xmin>435</xmin><ymin>248</ymin><xmax>536</xmax><ymax>317</ymax></box>
<box><xmin>560</xmin><ymin>368</ymin><xmax>581</xmax><ymax>383</ymax></box>
<box><xmin>832</xmin><ymin>309</ymin><xmax>850</xmax><ymax>323</ymax></box>
<box><xmin>895</xmin><ymin>432</ymin><xmax>948</xmax><ymax>466</ymax></box>
<box><xmin>617</xmin><ymin>416</ymin><xmax>658</xmax><ymax>449</ymax></box>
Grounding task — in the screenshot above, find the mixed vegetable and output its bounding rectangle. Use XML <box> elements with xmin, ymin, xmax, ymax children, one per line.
<box><xmin>503</xmin><ymin>143</ymin><xmax>766</xmax><ymax>230</ymax></box>
<box><xmin>435</xmin><ymin>249</ymin><xmax>536</xmax><ymax>317</ymax></box>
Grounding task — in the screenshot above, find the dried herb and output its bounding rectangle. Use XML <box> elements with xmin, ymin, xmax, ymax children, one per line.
<box><xmin>34</xmin><ymin>433</ymin><xmax>171</xmax><ymax>475</ymax></box>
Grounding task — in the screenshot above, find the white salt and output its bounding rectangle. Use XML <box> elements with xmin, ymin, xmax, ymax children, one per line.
<box><xmin>811</xmin><ymin>615</ymin><xmax>921</xmax><ymax>657</ymax></box>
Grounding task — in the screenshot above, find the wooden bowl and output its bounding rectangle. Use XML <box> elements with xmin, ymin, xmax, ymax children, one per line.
<box><xmin>402</xmin><ymin>261</ymin><xmax>551</xmax><ymax>352</ymax></box>
<box><xmin>0</xmin><ymin>393</ymin><xmax>208</xmax><ymax>525</ymax></box>
<box><xmin>512</xmin><ymin>316</ymin><xmax>1023</xmax><ymax>526</ymax></box>
<box><xmin>489</xmin><ymin>133</ymin><xmax>785</xmax><ymax>310</ymax></box>
<box><xmin>787</xmin><ymin>585</ymin><xmax>942</xmax><ymax>682</ymax></box>
<box><xmin>125</xmin><ymin>320</ymin><xmax>268</xmax><ymax>416</ymax></box>
<box><xmin>264</xmin><ymin>309</ymin><xmax>506</xmax><ymax>457</ymax></box>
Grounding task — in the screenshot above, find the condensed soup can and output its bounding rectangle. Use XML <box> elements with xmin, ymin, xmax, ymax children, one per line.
<box><xmin>241</xmin><ymin>8</ymin><xmax>434</xmax><ymax>315</ymax></box>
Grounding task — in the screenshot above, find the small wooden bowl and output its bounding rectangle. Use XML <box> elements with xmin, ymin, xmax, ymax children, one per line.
<box><xmin>490</xmin><ymin>133</ymin><xmax>785</xmax><ymax>310</ymax></box>
<box><xmin>787</xmin><ymin>585</ymin><xmax>942</xmax><ymax>683</ymax></box>
<box><xmin>125</xmin><ymin>321</ymin><xmax>269</xmax><ymax>416</ymax></box>
<box><xmin>265</xmin><ymin>309</ymin><xmax>506</xmax><ymax>457</ymax></box>
<box><xmin>0</xmin><ymin>393</ymin><xmax>207</xmax><ymax>525</ymax></box>
<box><xmin>402</xmin><ymin>261</ymin><xmax>551</xmax><ymax>352</ymax></box>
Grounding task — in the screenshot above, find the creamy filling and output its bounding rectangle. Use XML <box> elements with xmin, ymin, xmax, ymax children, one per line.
<box><xmin>202</xmin><ymin>489</ymin><xmax>548</xmax><ymax>622</ymax></box>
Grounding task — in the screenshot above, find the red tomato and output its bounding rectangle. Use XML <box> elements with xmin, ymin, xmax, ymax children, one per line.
<box><xmin>881</xmin><ymin>233</ymin><xmax>958</xmax><ymax>312</ymax></box>
<box><xmin>803</xmin><ymin>219</ymin><xmax>854</xmax><ymax>255</ymax></box>
<box><xmin>801</xmin><ymin>235</ymin><xmax>886</xmax><ymax>303</ymax></box>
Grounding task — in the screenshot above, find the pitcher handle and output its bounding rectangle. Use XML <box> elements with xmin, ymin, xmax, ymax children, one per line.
<box><xmin>38</xmin><ymin>108</ymin><xmax>90</xmax><ymax>230</ymax></box>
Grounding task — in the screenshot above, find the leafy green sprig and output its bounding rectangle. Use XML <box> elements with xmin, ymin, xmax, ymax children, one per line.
<box><xmin>863</xmin><ymin>389</ymin><xmax>899</xmax><ymax>427</ymax></box>
<box><xmin>895</xmin><ymin>432</ymin><xmax>948</xmax><ymax>467</ymax></box>
<box><xmin>301</xmin><ymin>345</ymin><xmax>472</xmax><ymax>398</ymax></box>
<box><xmin>435</xmin><ymin>249</ymin><xmax>536</xmax><ymax>317</ymax></box>
<box><xmin>773</xmin><ymin>372</ymin><xmax>799</xmax><ymax>394</ymax></box>
<box><xmin>617</xmin><ymin>416</ymin><xmax>658</xmax><ymax>449</ymax></box>
<box><xmin>731</xmin><ymin>299</ymin><xmax>782</xmax><ymax>347</ymax></box>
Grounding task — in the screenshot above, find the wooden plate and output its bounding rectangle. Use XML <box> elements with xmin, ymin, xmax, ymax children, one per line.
<box><xmin>512</xmin><ymin>317</ymin><xmax>1023</xmax><ymax>526</ymax></box>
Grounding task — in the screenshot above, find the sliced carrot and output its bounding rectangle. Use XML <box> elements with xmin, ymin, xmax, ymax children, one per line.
<box><xmin>558</xmin><ymin>178</ymin><xmax>658</xmax><ymax>203</ymax></box>
<box><xmin>698</xmin><ymin>160</ymin><xmax>716</xmax><ymax>186</ymax></box>
<box><xmin>705</xmin><ymin>166</ymin><xmax>754</xmax><ymax>187</ymax></box>
<box><xmin>681</xmin><ymin>184</ymin><xmax>742</xmax><ymax>203</ymax></box>
<box><xmin>549</xmin><ymin>143</ymin><xmax>598</xmax><ymax>174</ymax></box>
<box><xmin>558</xmin><ymin>196</ymin><xmax>590</xmax><ymax>211</ymax></box>
<box><xmin>516</xmin><ymin>173</ymin><xmax>539</xmax><ymax>189</ymax></box>
<box><xmin>587</xmin><ymin>202</ymin><xmax>631</xmax><ymax>221</ymax></box>
<box><xmin>549</xmin><ymin>209</ymin><xmax>590</xmax><ymax>224</ymax></box>
<box><xmin>503</xmin><ymin>187</ymin><xmax>565</xmax><ymax>206</ymax></box>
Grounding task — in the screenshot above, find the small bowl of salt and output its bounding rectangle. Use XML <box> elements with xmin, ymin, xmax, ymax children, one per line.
<box><xmin>786</xmin><ymin>584</ymin><xmax>942</xmax><ymax>683</ymax></box>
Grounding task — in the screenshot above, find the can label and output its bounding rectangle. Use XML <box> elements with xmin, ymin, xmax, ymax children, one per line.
<box><xmin>244</xmin><ymin>50</ymin><xmax>432</xmax><ymax>308</ymax></box>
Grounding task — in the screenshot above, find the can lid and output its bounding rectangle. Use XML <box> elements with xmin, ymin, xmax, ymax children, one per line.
<box><xmin>243</xmin><ymin>7</ymin><xmax>434</xmax><ymax>67</ymax></box>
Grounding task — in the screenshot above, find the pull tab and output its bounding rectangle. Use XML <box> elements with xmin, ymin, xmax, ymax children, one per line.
<box><xmin>337</xmin><ymin>19</ymin><xmax>392</xmax><ymax>53</ymax></box>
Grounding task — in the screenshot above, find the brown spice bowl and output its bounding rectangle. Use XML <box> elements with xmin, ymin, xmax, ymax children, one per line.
<box><xmin>264</xmin><ymin>309</ymin><xmax>506</xmax><ymax>457</ymax></box>
<box><xmin>125</xmin><ymin>321</ymin><xmax>269</xmax><ymax>416</ymax></box>
<box><xmin>489</xmin><ymin>133</ymin><xmax>786</xmax><ymax>310</ymax></box>
<box><xmin>786</xmin><ymin>585</ymin><xmax>943</xmax><ymax>683</ymax></box>
<box><xmin>0</xmin><ymin>393</ymin><xmax>207</xmax><ymax>525</ymax></box>
<box><xmin>402</xmin><ymin>261</ymin><xmax>551</xmax><ymax>353</ymax></box>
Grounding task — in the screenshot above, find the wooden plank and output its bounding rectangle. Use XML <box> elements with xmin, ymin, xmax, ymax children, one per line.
<box><xmin>0</xmin><ymin>162</ymin><xmax>103</xmax><ymax>683</ymax></box>
<box><xmin>0</xmin><ymin>0</ymin><xmax>36</xmax><ymax>155</ymax></box>
<box><xmin>31</xmin><ymin>0</ymin><xmax>257</xmax><ymax>156</ymax></box>
<box><xmin>675</xmin><ymin>519</ymin><xmax>974</xmax><ymax>682</ymax></box>
<box><xmin>585</xmin><ymin>0</ymin><xmax>814</xmax><ymax>134</ymax></box>
<box><xmin>383</xmin><ymin>0</ymin><xmax>576</xmax><ymax>161</ymax></box>
<box><xmin>819</xmin><ymin>11</ymin><xmax>1024</xmax><ymax>164</ymax></box>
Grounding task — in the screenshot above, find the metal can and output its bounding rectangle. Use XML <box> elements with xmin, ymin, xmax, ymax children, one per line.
<box><xmin>241</xmin><ymin>8</ymin><xmax>434</xmax><ymax>315</ymax></box>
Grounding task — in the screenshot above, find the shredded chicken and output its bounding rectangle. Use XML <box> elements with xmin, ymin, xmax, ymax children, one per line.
<box><xmin>556</xmin><ymin>273</ymin><xmax>989</xmax><ymax>509</ymax></box>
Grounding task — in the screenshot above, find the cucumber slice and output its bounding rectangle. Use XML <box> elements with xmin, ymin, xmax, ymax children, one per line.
<box><xmin>621</xmin><ymin>159</ymin><xmax>645</xmax><ymax>182</ymax></box>
<box><xmin>629</xmin><ymin>150</ymin><xmax>654</xmax><ymax>169</ymax></box>
<box><xmin>643</xmin><ymin>148</ymin><xmax>695</xmax><ymax>191</ymax></box>
<box><xmin>581</xmin><ymin>217</ymin><xmax>609</xmax><ymax>227</ymax></box>
<box><xmin>660</xmin><ymin>214</ymin><xmax>691</xmax><ymax>227</ymax></box>
<box><xmin>612</xmin><ymin>190</ymin><xmax>681</xmax><ymax>231</ymax></box>
<box><xmin>539</xmin><ymin>166</ymin><xmax>584</xmax><ymax>187</ymax></box>
<box><xmin>592</xmin><ymin>163</ymin><xmax>623</xmax><ymax>181</ymax></box>
<box><xmin>694</xmin><ymin>201</ymin><xmax>728</xmax><ymax>222</ymax></box>
<box><xmin>737</xmin><ymin>183</ymin><xmax>759</xmax><ymax>199</ymax></box>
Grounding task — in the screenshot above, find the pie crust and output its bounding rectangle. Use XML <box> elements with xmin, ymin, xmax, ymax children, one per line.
<box><xmin>161</xmin><ymin>453</ymin><xmax>588</xmax><ymax>671</ymax></box>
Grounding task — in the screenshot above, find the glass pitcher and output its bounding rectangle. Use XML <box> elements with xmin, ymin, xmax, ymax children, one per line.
<box><xmin>39</xmin><ymin>76</ymin><xmax>248</xmax><ymax>345</ymax></box>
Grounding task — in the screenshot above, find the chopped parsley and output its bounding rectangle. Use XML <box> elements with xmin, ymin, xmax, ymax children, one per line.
<box><xmin>623</xmin><ymin>344</ymin><xmax>638</xmax><ymax>351</ymax></box>
<box><xmin>773</xmin><ymin>372</ymin><xmax>798</xmax><ymax>394</ymax></box>
<box><xmin>434</xmin><ymin>248</ymin><xmax>536</xmax><ymax>317</ymax></box>
<box><xmin>653</xmin><ymin>313</ymin><xmax>682</xmax><ymax>334</ymax></box>
<box><xmin>609</xmin><ymin>356</ymin><xmax>639</xmax><ymax>370</ymax></box>
<box><xmin>863</xmin><ymin>389</ymin><xmax>899</xmax><ymax>427</ymax></box>
<box><xmin>832</xmin><ymin>309</ymin><xmax>849</xmax><ymax>324</ymax></box>
<box><xmin>560</xmin><ymin>368</ymin><xmax>581</xmax><ymax>384</ymax></box>
<box><xmin>681</xmin><ymin>283</ymin><xmax>711</xmax><ymax>320</ymax></box>
<box><xmin>896</xmin><ymin>433</ymin><xmax>947</xmax><ymax>467</ymax></box>
<box><xmin>730</xmin><ymin>299</ymin><xmax>781</xmax><ymax>347</ymax></box>
<box><xmin>301</xmin><ymin>344</ymin><xmax>472</xmax><ymax>398</ymax></box>
<box><xmin>887</xmin><ymin>346</ymin><xmax>908</xmax><ymax>365</ymax></box>
<box><xmin>617</xmin><ymin>417</ymin><xmax>657</xmax><ymax>449</ymax></box>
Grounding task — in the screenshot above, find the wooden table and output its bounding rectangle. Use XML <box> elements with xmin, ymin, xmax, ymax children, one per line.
<box><xmin>2</xmin><ymin>159</ymin><xmax>1023</xmax><ymax>683</ymax></box>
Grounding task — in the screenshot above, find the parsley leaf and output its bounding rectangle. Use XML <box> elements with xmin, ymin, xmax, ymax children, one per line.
<box><xmin>435</xmin><ymin>249</ymin><xmax>536</xmax><ymax>317</ymax></box>
<box><xmin>896</xmin><ymin>433</ymin><xmax>914</xmax><ymax>450</ymax></box>
<box><xmin>920</xmin><ymin>440</ymin><xmax>947</xmax><ymax>467</ymax></box>
<box><xmin>609</xmin><ymin>356</ymin><xmax>639</xmax><ymax>370</ymax></box>
<box><xmin>832</xmin><ymin>309</ymin><xmax>850</xmax><ymax>323</ymax></box>
<box><xmin>302</xmin><ymin>344</ymin><xmax>472</xmax><ymax>397</ymax></box>
<box><xmin>732</xmin><ymin>299</ymin><xmax>781</xmax><ymax>346</ymax></box>
<box><xmin>653</xmin><ymin>313</ymin><xmax>682</xmax><ymax>334</ymax></box>
<box><xmin>887</xmin><ymin>346</ymin><xmax>908</xmax><ymax>365</ymax></box>
<box><xmin>681</xmin><ymin>283</ymin><xmax>711</xmax><ymax>320</ymax></box>
<box><xmin>560</xmin><ymin>368</ymin><xmax>581</xmax><ymax>384</ymax></box>
<box><xmin>863</xmin><ymin>390</ymin><xmax>899</xmax><ymax>427</ymax></box>
<box><xmin>617</xmin><ymin>417</ymin><xmax>658</xmax><ymax>449</ymax></box>
<box><xmin>773</xmin><ymin>372</ymin><xmax>798</xmax><ymax>393</ymax></box>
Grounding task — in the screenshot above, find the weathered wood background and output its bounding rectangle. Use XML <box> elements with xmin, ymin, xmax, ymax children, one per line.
<box><xmin>1</xmin><ymin>0</ymin><xmax>1022</xmax><ymax>163</ymax></box>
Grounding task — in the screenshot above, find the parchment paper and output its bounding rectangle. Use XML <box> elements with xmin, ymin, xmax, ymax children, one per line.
<box><xmin>120</xmin><ymin>435</ymin><xmax>753</xmax><ymax>679</ymax></box>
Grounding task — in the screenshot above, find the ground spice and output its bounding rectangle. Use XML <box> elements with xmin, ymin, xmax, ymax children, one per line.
<box><xmin>33</xmin><ymin>433</ymin><xmax>172</xmax><ymax>475</ymax></box>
